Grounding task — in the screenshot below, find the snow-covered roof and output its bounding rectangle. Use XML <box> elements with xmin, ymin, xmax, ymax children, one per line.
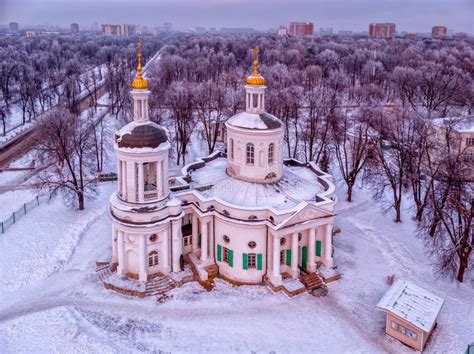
<box><xmin>226</xmin><ymin>111</ymin><xmax>283</xmax><ymax>130</ymax></box>
<box><xmin>186</xmin><ymin>157</ymin><xmax>324</xmax><ymax>210</ymax></box>
<box><xmin>376</xmin><ymin>280</ymin><xmax>444</xmax><ymax>332</ymax></box>
<box><xmin>431</xmin><ymin>115</ymin><xmax>474</xmax><ymax>133</ymax></box>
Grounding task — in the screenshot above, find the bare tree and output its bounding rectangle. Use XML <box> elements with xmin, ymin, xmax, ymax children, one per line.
<box><xmin>35</xmin><ymin>107</ymin><xmax>98</xmax><ymax>210</ymax></box>
<box><xmin>331</xmin><ymin>108</ymin><xmax>374</xmax><ymax>202</ymax></box>
<box><xmin>166</xmin><ymin>81</ymin><xmax>196</xmax><ymax>165</ymax></box>
<box><xmin>194</xmin><ymin>81</ymin><xmax>227</xmax><ymax>154</ymax></box>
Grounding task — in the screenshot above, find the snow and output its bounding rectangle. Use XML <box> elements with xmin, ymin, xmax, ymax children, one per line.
<box><xmin>227</xmin><ymin>111</ymin><xmax>282</xmax><ymax>130</ymax></box>
<box><xmin>188</xmin><ymin>157</ymin><xmax>325</xmax><ymax>210</ymax></box>
<box><xmin>431</xmin><ymin>115</ymin><xmax>474</xmax><ymax>133</ymax></box>
<box><xmin>376</xmin><ymin>280</ymin><xmax>444</xmax><ymax>332</ymax></box>
<box><xmin>0</xmin><ymin>190</ymin><xmax>37</xmax><ymax>220</ymax></box>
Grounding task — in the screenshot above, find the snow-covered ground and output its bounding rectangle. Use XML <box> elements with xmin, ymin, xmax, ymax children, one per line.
<box><xmin>0</xmin><ymin>174</ymin><xmax>471</xmax><ymax>352</ymax></box>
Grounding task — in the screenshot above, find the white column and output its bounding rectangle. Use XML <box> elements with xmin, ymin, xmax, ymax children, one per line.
<box><xmin>138</xmin><ymin>235</ymin><xmax>147</xmax><ymax>281</ymax></box>
<box><xmin>201</xmin><ymin>220</ymin><xmax>208</xmax><ymax>262</ymax></box>
<box><xmin>117</xmin><ymin>230</ymin><xmax>125</xmax><ymax>276</ymax></box>
<box><xmin>272</xmin><ymin>234</ymin><xmax>282</xmax><ymax>285</ymax></box>
<box><xmin>163</xmin><ymin>160</ymin><xmax>168</xmax><ymax>197</ymax></box>
<box><xmin>192</xmin><ymin>214</ymin><xmax>198</xmax><ymax>252</ymax></box>
<box><xmin>138</xmin><ymin>163</ymin><xmax>144</xmax><ymax>202</ymax></box>
<box><xmin>117</xmin><ymin>160</ymin><xmax>122</xmax><ymax>194</ymax></box>
<box><xmin>291</xmin><ymin>232</ymin><xmax>299</xmax><ymax>278</ymax></box>
<box><xmin>156</xmin><ymin>160</ymin><xmax>162</xmax><ymax>198</ymax></box>
<box><xmin>323</xmin><ymin>224</ymin><xmax>333</xmax><ymax>267</ymax></box>
<box><xmin>121</xmin><ymin>160</ymin><xmax>127</xmax><ymax>199</ymax></box>
<box><xmin>162</xmin><ymin>228</ymin><xmax>170</xmax><ymax>273</ymax></box>
<box><xmin>308</xmin><ymin>227</ymin><xmax>316</xmax><ymax>272</ymax></box>
<box><xmin>172</xmin><ymin>220</ymin><xmax>182</xmax><ymax>272</ymax></box>
<box><xmin>111</xmin><ymin>227</ymin><xmax>118</xmax><ymax>263</ymax></box>
<box><xmin>209</xmin><ymin>218</ymin><xmax>214</xmax><ymax>259</ymax></box>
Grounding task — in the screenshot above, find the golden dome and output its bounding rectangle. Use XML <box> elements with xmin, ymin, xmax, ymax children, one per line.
<box><xmin>131</xmin><ymin>39</ymin><xmax>149</xmax><ymax>90</ymax></box>
<box><xmin>246</xmin><ymin>48</ymin><xmax>265</xmax><ymax>86</ymax></box>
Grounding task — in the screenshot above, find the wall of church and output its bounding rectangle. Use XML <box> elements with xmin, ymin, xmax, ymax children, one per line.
<box><xmin>214</xmin><ymin>218</ymin><xmax>267</xmax><ymax>283</ymax></box>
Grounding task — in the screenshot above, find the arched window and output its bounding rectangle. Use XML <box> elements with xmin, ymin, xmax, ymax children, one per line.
<box><xmin>148</xmin><ymin>250</ymin><xmax>159</xmax><ymax>267</ymax></box>
<box><xmin>230</xmin><ymin>138</ymin><xmax>234</xmax><ymax>160</ymax></box>
<box><xmin>268</xmin><ymin>143</ymin><xmax>274</xmax><ymax>164</ymax></box>
<box><xmin>246</xmin><ymin>143</ymin><xmax>255</xmax><ymax>165</ymax></box>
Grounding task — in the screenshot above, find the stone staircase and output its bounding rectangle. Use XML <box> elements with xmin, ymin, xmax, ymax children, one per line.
<box><xmin>145</xmin><ymin>275</ymin><xmax>176</xmax><ymax>301</ymax></box>
<box><xmin>300</xmin><ymin>272</ymin><xmax>328</xmax><ymax>296</ymax></box>
<box><xmin>205</xmin><ymin>264</ymin><xmax>219</xmax><ymax>280</ymax></box>
<box><xmin>96</xmin><ymin>262</ymin><xmax>113</xmax><ymax>282</ymax></box>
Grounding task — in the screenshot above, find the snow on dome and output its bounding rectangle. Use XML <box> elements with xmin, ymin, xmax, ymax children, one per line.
<box><xmin>377</xmin><ymin>280</ymin><xmax>444</xmax><ymax>333</ymax></box>
<box><xmin>115</xmin><ymin>121</ymin><xmax>168</xmax><ymax>149</ymax></box>
<box><xmin>226</xmin><ymin>111</ymin><xmax>283</xmax><ymax>130</ymax></box>
<box><xmin>188</xmin><ymin>157</ymin><xmax>324</xmax><ymax>210</ymax></box>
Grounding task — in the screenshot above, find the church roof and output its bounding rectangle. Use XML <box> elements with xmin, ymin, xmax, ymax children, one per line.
<box><xmin>115</xmin><ymin>121</ymin><xmax>168</xmax><ymax>149</ymax></box>
<box><xmin>226</xmin><ymin>111</ymin><xmax>283</xmax><ymax>130</ymax></box>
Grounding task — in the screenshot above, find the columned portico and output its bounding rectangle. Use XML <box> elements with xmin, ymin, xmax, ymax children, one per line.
<box><xmin>162</xmin><ymin>228</ymin><xmax>170</xmax><ymax>273</ymax></box>
<box><xmin>138</xmin><ymin>235</ymin><xmax>147</xmax><ymax>281</ymax></box>
<box><xmin>200</xmin><ymin>219</ymin><xmax>209</xmax><ymax>262</ymax></box>
<box><xmin>323</xmin><ymin>224</ymin><xmax>333</xmax><ymax>267</ymax></box>
<box><xmin>117</xmin><ymin>230</ymin><xmax>125</xmax><ymax>275</ymax></box>
<box><xmin>271</xmin><ymin>233</ymin><xmax>282</xmax><ymax>285</ymax></box>
<box><xmin>308</xmin><ymin>227</ymin><xmax>316</xmax><ymax>272</ymax></box>
<box><xmin>291</xmin><ymin>232</ymin><xmax>299</xmax><ymax>277</ymax></box>
<box><xmin>172</xmin><ymin>219</ymin><xmax>183</xmax><ymax>272</ymax></box>
<box><xmin>191</xmin><ymin>214</ymin><xmax>199</xmax><ymax>252</ymax></box>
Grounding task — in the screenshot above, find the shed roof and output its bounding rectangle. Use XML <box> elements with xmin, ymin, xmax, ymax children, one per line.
<box><xmin>376</xmin><ymin>280</ymin><xmax>444</xmax><ymax>332</ymax></box>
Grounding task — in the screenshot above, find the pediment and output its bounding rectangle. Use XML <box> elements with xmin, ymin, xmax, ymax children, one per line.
<box><xmin>275</xmin><ymin>203</ymin><xmax>334</xmax><ymax>230</ymax></box>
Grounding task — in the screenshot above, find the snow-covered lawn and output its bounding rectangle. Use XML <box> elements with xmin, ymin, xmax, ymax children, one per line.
<box><xmin>0</xmin><ymin>178</ymin><xmax>472</xmax><ymax>352</ymax></box>
<box><xmin>0</xmin><ymin>190</ymin><xmax>37</xmax><ymax>220</ymax></box>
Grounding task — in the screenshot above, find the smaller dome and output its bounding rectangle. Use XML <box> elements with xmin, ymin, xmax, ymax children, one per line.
<box><xmin>116</xmin><ymin>122</ymin><xmax>168</xmax><ymax>149</ymax></box>
<box><xmin>246</xmin><ymin>74</ymin><xmax>265</xmax><ymax>86</ymax></box>
<box><xmin>131</xmin><ymin>75</ymin><xmax>148</xmax><ymax>90</ymax></box>
<box><xmin>227</xmin><ymin>111</ymin><xmax>283</xmax><ymax>130</ymax></box>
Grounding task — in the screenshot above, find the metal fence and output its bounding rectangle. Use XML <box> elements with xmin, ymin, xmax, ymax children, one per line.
<box><xmin>0</xmin><ymin>194</ymin><xmax>45</xmax><ymax>234</ymax></box>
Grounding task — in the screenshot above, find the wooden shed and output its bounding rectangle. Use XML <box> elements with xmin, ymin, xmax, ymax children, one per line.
<box><xmin>376</xmin><ymin>280</ymin><xmax>444</xmax><ymax>352</ymax></box>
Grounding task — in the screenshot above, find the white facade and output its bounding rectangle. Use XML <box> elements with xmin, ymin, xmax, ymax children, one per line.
<box><xmin>108</xmin><ymin>49</ymin><xmax>337</xmax><ymax>289</ymax></box>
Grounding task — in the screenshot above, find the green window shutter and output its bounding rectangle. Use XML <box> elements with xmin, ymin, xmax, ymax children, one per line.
<box><xmin>243</xmin><ymin>253</ymin><xmax>248</xmax><ymax>270</ymax></box>
<box><xmin>286</xmin><ymin>249</ymin><xmax>291</xmax><ymax>266</ymax></box>
<box><xmin>217</xmin><ymin>244</ymin><xmax>222</xmax><ymax>261</ymax></box>
<box><xmin>316</xmin><ymin>241</ymin><xmax>322</xmax><ymax>257</ymax></box>
<box><xmin>228</xmin><ymin>249</ymin><xmax>233</xmax><ymax>267</ymax></box>
<box><xmin>257</xmin><ymin>254</ymin><xmax>263</xmax><ymax>270</ymax></box>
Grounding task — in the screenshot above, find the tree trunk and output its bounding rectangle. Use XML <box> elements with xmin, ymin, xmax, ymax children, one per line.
<box><xmin>456</xmin><ymin>261</ymin><xmax>466</xmax><ymax>283</ymax></box>
<box><xmin>78</xmin><ymin>191</ymin><xmax>85</xmax><ymax>211</ymax></box>
<box><xmin>395</xmin><ymin>199</ymin><xmax>402</xmax><ymax>223</ymax></box>
<box><xmin>347</xmin><ymin>183</ymin><xmax>353</xmax><ymax>202</ymax></box>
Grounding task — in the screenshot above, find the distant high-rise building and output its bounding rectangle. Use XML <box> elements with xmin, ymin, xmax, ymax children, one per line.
<box><xmin>71</xmin><ymin>23</ymin><xmax>79</xmax><ymax>34</ymax></box>
<box><xmin>9</xmin><ymin>22</ymin><xmax>19</xmax><ymax>32</ymax></box>
<box><xmin>368</xmin><ymin>23</ymin><xmax>396</xmax><ymax>38</ymax></box>
<box><xmin>101</xmin><ymin>24</ymin><xmax>136</xmax><ymax>37</ymax></box>
<box><xmin>289</xmin><ymin>22</ymin><xmax>314</xmax><ymax>37</ymax></box>
<box><xmin>453</xmin><ymin>32</ymin><xmax>468</xmax><ymax>41</ymax></box>
<box><xmin>277</xmin><ymin>26</ymin><xmax>288</xmax><ymax>36</ymax></box>
<box><xmin>163</xmin><ymin>22</ymin><xmax>172</xmax><ymax>32</ymax></box>
<box><xmin>431</xmin><ymin>26</ymin><xmax>447</xmax><ymax>39</ymax></box>
<box><xmin>404</xmin><ymin>33</ymin><xmax>417</xmax><ymax>40</ymax></box>
<box><xmin>320</xmin><ymin>27</ymin><xmax>333</xmax><ymax>36</ymax></box>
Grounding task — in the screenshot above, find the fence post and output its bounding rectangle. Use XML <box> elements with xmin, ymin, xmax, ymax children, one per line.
<box><xmin>24</xmin><ymin>203</ymin><xmax>27</xmax><ymax>214</ymax></box>
<box><xmin>37</xmin><ymin>195</ymin><xmax>39</xmax><ymax>206</ymax></box>
<box><xmin>1</xmin><ymin>222</ymin><xmax>3</xmax><ymax>234</ymax></box>
<box><xmin>12</xmin><ymin>212</ymin><xmax>15</xmax><ymax>223</ymax></box>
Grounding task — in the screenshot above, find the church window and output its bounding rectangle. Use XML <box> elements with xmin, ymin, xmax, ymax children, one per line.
<box><xmin>466</xmin><ymin>137</ymin><xmax>474</xmax><ymax>146</ymax></box>
<box><xmin>252</xmin><ymin>93</ymin><xmax>259</xmax><ymax>108</ymax></box>
<box><xmin>268</xmin><ymin>143</ymin><xmax>274</xmax><ymax>164</ymax></box>
<box><xmin>149</xmin><ymin>234</ymin><xmax>158</xmax><ymax>242</ymax></box>
<box><xmin>137</xmin><ymin>99</ymin><xmax>142</xmax><ymax>118</ymax></box>
<box><xmin>246</xmin><ymin>143</ymin><xmax>255</xmax><ymax>164</ymax></box>
<box><xmin>229</xmin><ymin>138</ymin><xmax>234</xmax><ymax>160</ymax></box>
<box><xmin>222</xmin><ymin>247</ymin><xmax>233</xmax><ymax>267</ymax></box>
<box><xmin>148</xmin><ymin>250</ymin><xmax>159</xmax><ymax>267</ymax></box>
<box><xmin>280</xmin><ymin>237</ymin><xmax>286</xmax><ymax>246</ymax></box>
<box><xmin>248</xmin><ymin>241</ymin><xmax>257</xmax><ymax>249</ymax></box>
<box><xmin>247</xmin><ymin>253</ymin><xmax>257</xmax><ymax>269</ymax></box>
<box><xmin>280</xmin><ymin>250</ymin><xmax>285</xmax><ymax>265</ymax></box>
<box><xmin>223</xmin><ymin>235</ymin><xmax>230</xmax><ymax>243</ymax></box>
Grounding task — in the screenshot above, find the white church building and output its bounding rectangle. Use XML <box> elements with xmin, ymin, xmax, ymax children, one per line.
<box><xmin>104</xmin><ymin>43</ymin><xmax>338</xmax><ymax>297</ymax></box>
